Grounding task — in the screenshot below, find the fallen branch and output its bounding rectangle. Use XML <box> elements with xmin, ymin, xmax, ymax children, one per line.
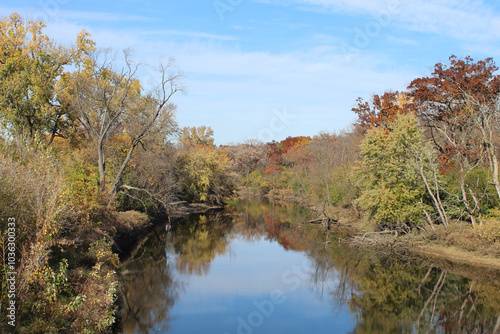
<box><xmin>120</xmin><ymin>184</ymin><xmax>170</xmax><ymax>209</ymax></box>
<box><xmin>360</xmin><ymin>230</ymin><xmax>398</xmax><ymax>242</ymax></box>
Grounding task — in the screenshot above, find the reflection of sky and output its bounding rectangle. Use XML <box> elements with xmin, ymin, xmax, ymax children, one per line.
<box><xmin>160</xmin><ymin>236</ymin><xmax>355</xmax><ymax>334</ymax></box>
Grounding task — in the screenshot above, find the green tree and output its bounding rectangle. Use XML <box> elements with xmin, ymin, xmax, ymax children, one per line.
<box><xmin>356</xmin><ymin>114</ymin><xmax>427</xmax><ymax>226</ymax></box>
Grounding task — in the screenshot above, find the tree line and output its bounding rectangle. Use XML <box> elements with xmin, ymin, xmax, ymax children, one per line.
<box><xmin>224</xmin><ymin>56</ymin><xmax>500</xmax><ymax>239</ymax></box>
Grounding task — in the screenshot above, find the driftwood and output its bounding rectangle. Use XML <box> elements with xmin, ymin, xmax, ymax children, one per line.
<box><xmin>305</xmin><ymin>217</ymin><xmax>339</xmax><ymax>230</ymax></box>
<box><xmin>359</xmin><ymin>230</ymin><xmax>398</xmax><ymax>242</ymax></box>
<box><xmin>305</xmin><ymin>216</ymin><xmax>360</xmax><ymax>232</ymax></box>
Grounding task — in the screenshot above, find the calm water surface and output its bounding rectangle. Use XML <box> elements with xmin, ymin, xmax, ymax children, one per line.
<box><xmin>121</xmin><ymin>198</ymin><xmax>500</xmax><ymax>334</ymax></box>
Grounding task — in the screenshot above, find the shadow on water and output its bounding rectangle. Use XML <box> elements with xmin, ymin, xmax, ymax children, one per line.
<box><xmin>120</xmin><ymin>197</ymin><xmax>500</xmax><ymax>334</ymax></box>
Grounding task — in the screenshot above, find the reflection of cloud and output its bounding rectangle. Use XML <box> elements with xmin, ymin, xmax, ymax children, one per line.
<box><xmin>176</xmin><ymin>238</ymin><xmax>304</xmax><ymax>296</ymax></box>
<box><xmin>172</xmin><ymin>237</ymin><xmax>341</xmax><ymax>300</ymax></box>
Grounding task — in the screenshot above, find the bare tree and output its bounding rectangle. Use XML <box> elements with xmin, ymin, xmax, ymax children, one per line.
<box><xmin>69</xmin><ymin>48</ymin><xmax>183</xmax><ymax>196</ymax></box>
<box><xmin>109</xmin><ymin>60</ymin><xmax>182</xmax><ymax>195</ymax></box>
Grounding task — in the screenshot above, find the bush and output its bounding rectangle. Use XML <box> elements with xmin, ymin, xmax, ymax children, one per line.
<box><xmin>65</xmin><ymin>162</ymin><xmax>100</xmax><ymax>219</ymax></box>
<box><xmin>69</xmin><ymin>238</ymin><xmax>119</xmax><ymax>333</ymax></box>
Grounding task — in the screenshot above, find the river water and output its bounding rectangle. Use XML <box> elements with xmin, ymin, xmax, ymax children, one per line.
<box><xmin>120</xmin><ymin>198</ymin><xmax>500</xmax><ymax>334</ymax></box>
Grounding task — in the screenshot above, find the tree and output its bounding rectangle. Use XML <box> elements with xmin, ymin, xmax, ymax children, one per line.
<box><xmin>225</xmin><ymin>141</ymin><xmax>267</xmax><ymax>179</ymax></box>
<box><xmin>408</xmin><ymin>55</ymin><xmax>500</xmax><ymax>226</ymax></box>
<box><xmin>356</xmin><ymin>114</ymin><xmax>427</xmax><ymax>226</ymax></box>
<box><xmin>176</xmin><ymin>145</ymin><xmax>234</xmax><ymax>204</ymax></box>
<box><xmin>352</xmin><ymin>91</ymin><xmax>413</xmax><ymax>131</ymax></box>
<box><xmin>307</xmin><ymin>130</ymin><xmax>361</xmax><ymax>210</ymax></box>
<box><xmin>0</xmin><ymin>13</ymin><xmax>81</xmax><ymax>144</ymax></box>
<box><xmin>411</xmin><ymin>143</ymin><xmax>450</xmax><ymax>228</ymax></box>
<box><xmin>178</xmin><ymin>125</ymin><xmax>215</xmax><ymax>148</ymax></box>
<box><xmin>65</xmin><ymin>46</ymin><xmax>182</xmax><ymax>195</ymax></box>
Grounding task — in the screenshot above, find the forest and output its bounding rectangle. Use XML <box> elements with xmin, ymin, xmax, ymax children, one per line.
<box><xmin>1</xmin><ymin>12</ymin><xmax>500</xmax><ymax>333</ymax></box>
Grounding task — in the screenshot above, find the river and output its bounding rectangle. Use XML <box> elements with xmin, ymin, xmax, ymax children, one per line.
<box><xmin>120</xmin><ymin>197</ymin><xmax>500</xmax><ymax>334</ymax></box>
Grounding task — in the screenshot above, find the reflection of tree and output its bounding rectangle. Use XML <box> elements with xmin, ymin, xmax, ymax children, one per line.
<box><xmin>121</xmin><ymin>229</ymin><xmax>183</xmax><ymax>334</ymax></box>
<box><xmin>172</xmin><ymin>214</ymin><xmax>232</xmax><ymax>276</ymax></box>
<box><xmin>121</xmin><ymin>198</ymin><xmax>500</xmax><ymax>333</ymax></box>
<box><xmin>343</xmin><ymin>255</ymin><xmax>500</xmax><ymax>334</ymax></box>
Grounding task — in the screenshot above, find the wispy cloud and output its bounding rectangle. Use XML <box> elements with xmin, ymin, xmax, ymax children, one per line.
<box><xmin>385</xmin><ymin>35</ymin><xmax>419</xmax><ymax>46</ymax></box>
<box><xmin>143</xmin><ymin>29</ymin><xmax>237</xmax><ymax>41</ymax></box>
<box><xmin>256</xmin><ymin>0</ymin><xmax>500</xmax><ymax>43</ymax></box>
<box><xmin>0</xmin><ymin>6</ymin><xmax>157</xmax><ymax>22</ymax></box>
<box><xmin>36</xmin><ymin>15</ymin><xmax>416</xmax><ymax>143</ymax></box>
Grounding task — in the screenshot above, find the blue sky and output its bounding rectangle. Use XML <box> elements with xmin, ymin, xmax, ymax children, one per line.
<box><xmin>2</xmin><ymin>0</ymin><xmax>500</xmax><ymax>144</ymax></box>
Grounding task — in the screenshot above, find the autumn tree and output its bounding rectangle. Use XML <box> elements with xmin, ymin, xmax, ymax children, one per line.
<box><xmin>352</xmin><ymin>91</ymin><xmax>413</xmax><ymax>131</ymax></box>
<box><xmin>408</xmin><ymin>55</ymin><xmax>500</xmax><ymax>226</ymax></box>
<box><xmin>225</xmin><ymin>141</ymin><xmax>267</xmax><ymax>179</ymax></box>
<box><xmin>281</xmin><ymin>136</ymin><xmax>312</xmax><ymax>169</ymax></box>
<box><xmin>356</xmin><ymin>114</ymin><xmax>428</xmax><ymax>227</ymax></box>
<box><xmin>0</xmin><ymin>13</ymin><xmax>83</xmax><ymax>144</ymax></box>
<box><xmin>176</xmin><ymin>145</ymin><xmax>234</xmax><ymax>204</ymax></box>
<box><xmin>307</xmin><ymin>130</ymin><xmax>361</xmax><ymax>210</ymax></box>
<box><xmin>65</xmin><ymin>45</ymin><xmax>182</xmax><ymax>195</ymax></box>
<box><xmin>117</xmin><ymin>138</ymin><xmax>179</xmax><ymax>214</ymax></box>
<box><xmin>178</xmin><ymin>125</ymin><xmax>215</xmax><ymax>148</ymax></box>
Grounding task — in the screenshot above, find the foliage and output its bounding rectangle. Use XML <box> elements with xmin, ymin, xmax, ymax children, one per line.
<box><xmin>0</xmin><ymin>13</ymin><xmax>80</xmax><ymax>144</ymax></box>
<box><xmin>408</xmin><ymin>55</ymin><xmax>500</xmax><ymax>226</ymax></box>
<box><xmin>476</xmin><ymin>213</ymin><xmax>500</xmax><ymax>243</ymax></box>
<box><xmin>352</xmin><ymin>91</ymin><xmax>413</xmax><ymax>130</ymax></box>
<box><xmin>356</xmin><ymin>114</ymin><xmax>427</xmax><ymax>226</ymax></box>
<box><xmin>177</xmin><ymin>146</ymin><xmax>234</xmax><ymax>203</ymax></box>
<box><xmin>178</xmin><ymin>126</ymin><xmax>215</xmax><ymax>148</ymax></box>
<box><xmin>64</xmin><ymin>162</ymin><xmax>100</xmax><ymax>223</ymax></box>
<box><xmin>69</xmin><ymin>238</ymin><xmax>119</xmax><ymax>333</ymax></box>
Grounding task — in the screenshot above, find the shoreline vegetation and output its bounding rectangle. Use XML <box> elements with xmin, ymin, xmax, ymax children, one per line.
<box><xmin>1</xmin><ymin>12</ymin><xmax>499</xmax><ymax>333</ymax></box>
<box><xmin>241</xmin><ymin>190</ymin><xmax>500</xmax><ymax>272</ymax></box>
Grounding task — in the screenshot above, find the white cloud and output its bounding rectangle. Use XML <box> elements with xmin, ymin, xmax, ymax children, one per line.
<box><xmin>46</xmin><ymin>20</ymin><xmax>414</xmax><ymax>143</ymax></box>
<box><xmin>0</xmin><ymin>4</ymin><xmax>418</xmax><ymax>143</ymax></box>
<box><xmin>256</xmin><ymin>0</ymin><xmax>500</xmax><ymax>43</ymax></box>
<box><xmin>385</xmin><ymin>35</ymin><xmax>419</xmax><ymax>46</ymax></box>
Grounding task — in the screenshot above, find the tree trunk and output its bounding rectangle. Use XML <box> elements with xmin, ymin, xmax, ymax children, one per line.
<box><xmin>98</xmin><ymin>136</ymin><xmax>106</xmax><ymax>193</ymax></box>
<box><xmin>478</xmin><ymin>117</ymin><xmax>500</xmax><ymax>202</ymax></box>
<box><xmin>109</xmin><ymin>140</ymin><xmax>137</xmax><ymax>196</ymax></box>
<box><xmin>417</xmin><ymin>160</ymin><xmax>449</xmax><ymax>228</ymax></box>
<box><xmin>460</xmin><ymin>172</ymin><xmax>478</xmax><ymax>228</ymax></box>
<box><xmin>491</xmin><ymin>152</ymin><xmax>500</xmax><ymax>201</ymax></box>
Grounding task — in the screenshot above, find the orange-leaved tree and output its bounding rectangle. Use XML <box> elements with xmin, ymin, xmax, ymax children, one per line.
<box><xmin>352</xmin><ymin>91</ymin><xmax>414</xmax><ymax>131</ymax></box>
<box><xmin>408</xmin><ymin>55</ymin><xmax>500</xmax><ymax>226</ymax></box>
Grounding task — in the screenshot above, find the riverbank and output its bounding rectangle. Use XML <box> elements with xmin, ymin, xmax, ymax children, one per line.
<box><xmin>113</xmin><ymin>202</ymin><xmax>224</xmax><ymax>261</ymax></box>
<box><xmin>313</xmin><ymin>203</ymin><xmax>500</xmax><ymax>273</ymax></box>
<box><xmin>118</xmin><ymin>196</ymin><xmax>500</xmax><ymax>334</ymax></box>
<box><xmin>241</xmin><ymin>189</ymin><xmax>500</xmax><ymax>274</ymax></box>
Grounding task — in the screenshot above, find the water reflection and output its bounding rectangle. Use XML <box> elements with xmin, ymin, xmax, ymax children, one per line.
<box><xmin>172</xmin><ymin>214</ymin><xmax>232</xmax><ymax>276</ymax></box>
<box><xmin>121</xmin><ymin>198</ymin><xmax>500</xmax><ymax>334</ymax></box>
<box><xmin>120</xmin><ymin>228</ymin><xmax>183</xmax><ymax>333</ymax></box>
